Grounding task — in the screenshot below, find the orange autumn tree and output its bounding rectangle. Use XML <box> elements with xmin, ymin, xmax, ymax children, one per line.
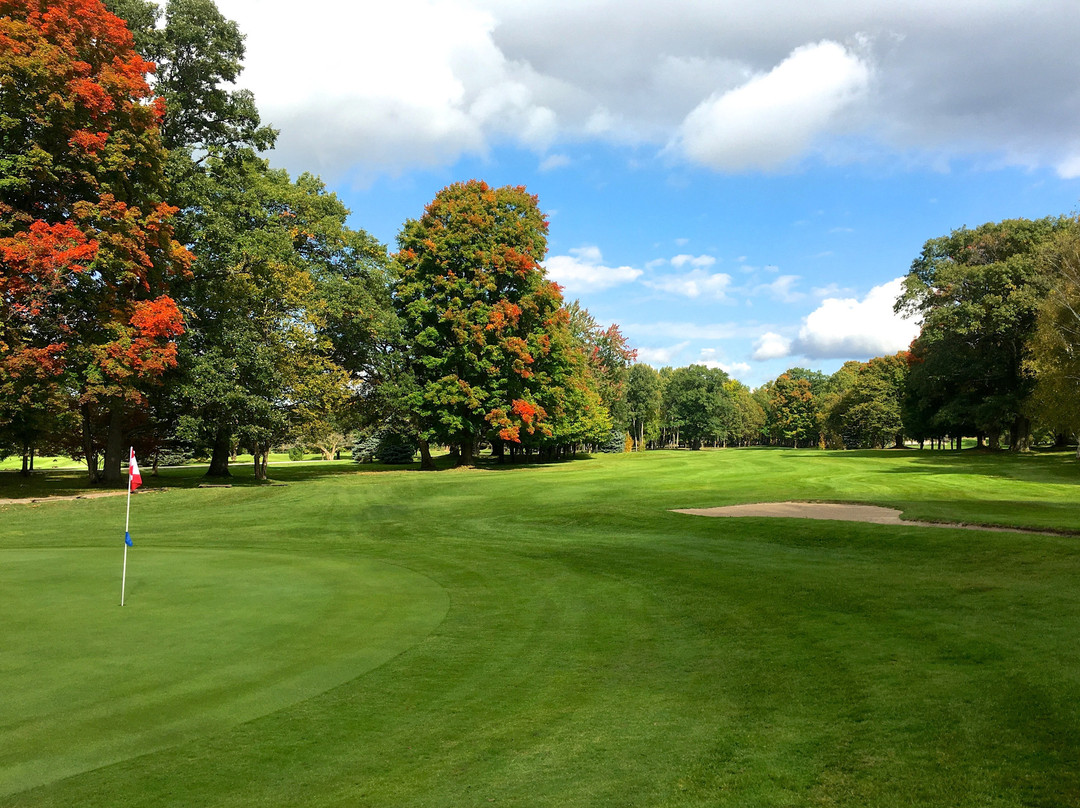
<box><xmin>0</xmin><ymin>0</ymin><xmax>190</xmax><ymax>482</ymax></box>
<box><xmin>395</xmin><ymin>181</ymin><xmax>608</xmax><ymax>466</ymax></box>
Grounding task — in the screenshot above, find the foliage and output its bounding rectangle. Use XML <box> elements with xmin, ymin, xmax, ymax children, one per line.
<box><xmin>826</xmin><ymin>354</ymin><xmax>909</xmax><ymax>449</ymax></box>
<box><xmin>897</xmin><ymin>217</ymin><xmax>1077</xmax><ymax>449</ymax></box>
<box><xmin>596</xmin><ymin>429</ymin><xmax>629</xmax><ymax>453</ymax></box>
<box><xmin>662</xmin><ymin>364</ymin><xmax>734</xmax><ymax>449</ymax></box>
<box><xmin>394</xmin><ymin>180</ymin><xmax>601</xmax><ymax>465</ymax></box>
<box><xmin>351</xmin><ymin>428</ymin><xmax>415</xmax><ymax>464</ymax></box>
<box><xmin>1029</xmin><ymin>227</ymin><xmax>1080</xmax><ymax>452</ymax></box>
<box><xmin>0</xmin><ymin>0</ymin><xmax>191</xmax><ymax>482</ymax></box>
<box><xmin>625</xmin><ymin>362</ymin><xmax>663</xmax><ymax>449</ymax></box>
<box><xmin>763</xmin><ymin>372</ymin><xmax>819</xmax><ymax>448</ymax></box>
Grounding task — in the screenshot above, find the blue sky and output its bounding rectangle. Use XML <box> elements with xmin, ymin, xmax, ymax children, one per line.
<box><xmin>215</xmin><ymin>0</ymin><xmax>1080</xmax><ymax>387</ymax></box>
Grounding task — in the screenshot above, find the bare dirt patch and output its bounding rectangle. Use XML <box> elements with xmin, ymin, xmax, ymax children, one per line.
<box><xmin>673</xmin><ymin>501</ymin><xmax>1064</xmax><ymax>535</ymax></box>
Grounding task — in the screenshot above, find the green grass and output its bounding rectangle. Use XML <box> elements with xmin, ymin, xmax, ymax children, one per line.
<box><xmin>3</xmin><ymin>448</ymin><xmax>1080</xmax><ymax>806</ymax></box>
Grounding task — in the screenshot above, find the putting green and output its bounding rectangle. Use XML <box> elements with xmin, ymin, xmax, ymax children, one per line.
<box><xmin>0</xmin><ymin>547</ymin><xmax>448</xmax><ymax>797</ymax></box>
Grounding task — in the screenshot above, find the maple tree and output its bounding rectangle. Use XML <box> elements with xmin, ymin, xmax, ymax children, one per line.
<box><xmin>395</xmin><ymin>180</ymin><xmax>603</xmax><ymax>466</ymax></box>
<box><xmin>0</xmin><ymin>0</ymin><xmax>190</xmax><ymax>482</ymax></box>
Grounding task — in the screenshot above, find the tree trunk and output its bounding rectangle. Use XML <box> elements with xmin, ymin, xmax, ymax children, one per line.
<box><xmin>20</xmin><ymin>441</ymin><xmax>30</xmax><ymax>477</ymax></box>
<box><xmin>418</xmin><ymin>439</ymin><xmax>435</xmax><ymax>471</ymax></box>
<box><xmin>102</xmin><ymin>403</ymin><xmax>125</xmax><ymax>484</ymax></box>
<box><xmin>253</xmin><ymin>448</ymin><xmax>268</xmax><ymax>480</ymax></box>
<box><xmin>989</xmin><ymin>432</ymin><xmax>1001</xmax><ymax>451</ymax></box>
<box><xmin>1011</xmin><ymin>416</ymin><xmax>1031</xmax><ymax>452</ymax></box>
<box><xmin>457</xmin><ymin>436</ymin><xmax>474</xmax><ymax>467</ymax></box>
<box><xmin>207</xmin><ymin>425</ymin><xmax>232</xmax><ymax>477</ymax></box>
<box><xmin>81</xmin><ymin>405</ymin><xmax>100</xmax><ymax>483</ymax></box>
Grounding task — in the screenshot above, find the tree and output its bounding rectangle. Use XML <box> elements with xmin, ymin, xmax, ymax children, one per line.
<box><xmin>104</xmin><ymin>0</ymin><xmax>275</xmax><ymax>156</ymax></box>
<box><xmin>0</xmin><ymin>0</ymin><xmax>191</xmax><ymax>483</ymax></box>
<box><xmin>171</xmin><ymin>160</ymin><xmax>360</xmax><ymax>479</ymax></box>
<box><xmin>1028</xmin><ymin>227</ymin><xmax>1080</xmax><ymax>454</ymax></box>
<box><xmin>662</xmin><ymin>365</ymin><xmax>733</xmax><ymax>449</ymax></box>
<box><xmin>726</xmin><ymin>379</ymin><xmax>766</xmax><ymax>447</ymax></box>
<box><xmin>394</xmin><ymin>180</ymin><xmax>578</xmax><ymax>466</ymax></box>
<box><xmin>626</xmin><ymin>363</ymin><xmax>662</xmax><ymax>450</ymax></box>
<box><xmin>765</xmin><ymin>373</ymin><xmax>818</xmax><ymax>448</ymax></box>
<box><xmin>826</xmin><ymin>354</ymin><xmax>909</xmax><ymax>449</ymax></box>
<box><xmin>566</xmin><ymin>302</ymin><xmax>636</xmax><ymax>431</ymax></box>
<box><xmin>897</xmin><ymin>217</ymin><xmax>1076</xmax><ymax>450</ymax></box>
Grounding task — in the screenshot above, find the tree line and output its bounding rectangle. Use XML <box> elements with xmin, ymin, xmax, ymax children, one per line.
<box><xmin>639</xmin><ymin>216</ymin><xmax>1080</xmax><ymax>455</ymax></box>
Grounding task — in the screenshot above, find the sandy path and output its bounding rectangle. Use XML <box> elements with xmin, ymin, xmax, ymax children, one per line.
<box><xmin>0</xmin><ymin>490</ymin><xmax>146</xmax><ymax>506</ymax></box>
<box><xmin>673</xmin><ymin>501</ymin><xmax>1063</xmax><ymax>535</ymax></box>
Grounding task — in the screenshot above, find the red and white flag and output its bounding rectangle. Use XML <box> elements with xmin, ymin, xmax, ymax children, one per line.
<box><xmin>129</xmin><ymin>448</ymin><xmax>142</xmax><ymax>492</ymax></box>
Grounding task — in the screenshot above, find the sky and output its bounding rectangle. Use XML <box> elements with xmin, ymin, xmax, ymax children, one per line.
<box><xmin>214</xmin><ymin>0</ymin><xmax>1080</xmax><ymax>387</ymax></box>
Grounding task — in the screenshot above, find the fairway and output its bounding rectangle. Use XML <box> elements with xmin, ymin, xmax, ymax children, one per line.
<box><xmin>3</xmin><ymin>448</ymin><xmax>1080</xmax><ymax>806</ymax></box>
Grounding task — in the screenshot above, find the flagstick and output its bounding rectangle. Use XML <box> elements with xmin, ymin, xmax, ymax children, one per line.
<box><xmin>121</xmin><ymin>447</ymin><xmax>132</xmax><ymax>606</ymax></box>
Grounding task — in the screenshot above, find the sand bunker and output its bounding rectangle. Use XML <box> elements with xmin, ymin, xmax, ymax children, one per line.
<box><xmin>673</xmin><ymin>501</ymin><xmax>1060</xmax><ymax>535</ymax></box>
<box><xmin>674</xmin><ymin>502</ymin><xmax>910</xmax><ymax>524</ymax></box>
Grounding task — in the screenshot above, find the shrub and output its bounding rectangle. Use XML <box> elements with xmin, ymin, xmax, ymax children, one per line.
<box><xmin>353</xmin><ymin>429</ymin><xmax>416</xmax><ymax>464</ymax></box>
<box><xmin>598</xmin><ymin>429</ymin><xmax>629</xmax><ymax>453</ymax></box>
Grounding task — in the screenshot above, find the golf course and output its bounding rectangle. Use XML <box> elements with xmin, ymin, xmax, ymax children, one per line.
<box><xmin>3</xmin><ymin>448</ymin><xmax>1080</xmax><ymax>806</ymax></box>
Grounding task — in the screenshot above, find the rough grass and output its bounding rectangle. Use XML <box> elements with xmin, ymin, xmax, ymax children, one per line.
<box><xmin>2</xmin><ymin>447</ymin><xmax>1080</xmax><ymax>807</ymax></box>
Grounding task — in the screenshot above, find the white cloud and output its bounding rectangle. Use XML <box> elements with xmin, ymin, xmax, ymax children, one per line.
<box><xmin>543</xmin><ymin>246</ymin><xmax>643</xmax><ymax>293</ymax></box>
<box><xmin>752</xmin><ymin>332</ymin><xmax>794</xmax><ymax>361</ymax></box>
<box><xmin>636</xmin><ymin>342</ymin><xmax>691</xmax><ymax>365</ymax></box>
<box><xmin>645</xmin><ymin>268</ymin><xmax>733</xmax><ymax>300</ymax></box>
<box><xmin>670</xmin><ymin>254</ymin><xmax>718</xmax><ymax>269</ymax></box>
<box><xmin>673</xmin><ymin>40</ymin><xmax>871</xmax><ymax>171</ymax></box>
<box><xmin>752</xmin><ymin>274</ymin><xmax>804</xmax><ymax>303</ymax></box>
<box><xmin>696</xmin><ymin>349</ymin><xmax>752</xmax><ymax>378</ymax></box>
<box><xmin>794</xmin><ymin>277</ymin><xmax>921</xmax><ymax>359</ymax></box>
<box><xmin>538</xmin><ymin>153</ymin><xmax>572</xmax><ymax>172</ymax></box>
<box><xmin>1056</xmin><ymin>152</ymin><xmax>1080</xmax><ymax>179</ymax></box>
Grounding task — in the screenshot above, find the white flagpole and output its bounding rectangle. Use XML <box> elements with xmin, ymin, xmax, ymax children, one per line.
<box><xmin>121</xmin><ymin>447</ymin><xmax>132</xmax><ymax>606</ymax></box>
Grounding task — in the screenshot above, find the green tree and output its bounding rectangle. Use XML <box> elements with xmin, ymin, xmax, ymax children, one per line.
<box><xmin>826</xmin><ymin>354</ymin><xmax>909</xmax><ymax>449</ymax></box>
<box><xmin>394</xmin><ymin>180</ymin><xmax>573</xmax><ymax>467</ymax></box>
<box><xmin>172</xmin><ymin>160</ymin><xmax>361</xmax><ymax>479</ymax></box>
<box><xmin>626</xmin><ymin>363</ymin><xmax>663</xmax><ymax>450</ymax></box>
<box><xmin>726</xmin><ymin>379</ymin><xmax>766</xmax><ymax>447</ymax></box>
<box><xmin>662</xmin><ymin>365</ymin><xmax>734</xmax><ymax>449</ymax></box>
<box><xmin>897</xmin><ymin>217</ymin><xmax>1076</xmax><ymax>450</ymax></box>
<box><xmin>1028</xmin><ymin>228</ymin><xmax>1080</xmax><ymax>454</ymax></box>
<box><xmin>766</xmin><ymin>373</ymin><xmax>819</xmax><ymax>448</ymax></box>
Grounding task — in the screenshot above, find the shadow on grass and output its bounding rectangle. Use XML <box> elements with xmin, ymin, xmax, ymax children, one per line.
<box><xmin>878</xmin><ymin>448</ymin><xmax>1080</xmax><ymax>485</ymax></box>
<box><xmin>889</xmin><ymin>498</ymin><xmax>1080</xmax><ymax>534</ymax></box>
<box><xmin>0</xmin><ymin>452</ymin><xmax>599</xmax><ymax>500</ymax></box>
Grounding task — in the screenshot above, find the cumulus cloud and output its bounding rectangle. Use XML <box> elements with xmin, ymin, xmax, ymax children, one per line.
<box><xmin>673</xmin><ymin>40</ymin><xmax>871</xmax><ymax>171</ymax></box>
<box><xmin>794</xmin><ymin>277</ymin><xmax>920</xmax><ymax>359</ymax></box>
<box><xmin>543</xmin><ymin>246</ymin><xmax>643</xmax><ymax>293</ymax></box>
<box><xmin>644</xmin><ymin>268</ymin><xmax>733</xmax><ymax>300</ymax></box>
<box><xmin>752</xmin><ymin>332</ymin><xmax>794</xmax><ymax>361</ymax></box>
